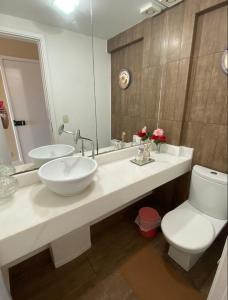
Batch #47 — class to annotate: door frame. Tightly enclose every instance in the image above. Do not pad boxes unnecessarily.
[0,27,57,150]
[0,56,50,164]
[0,57,24,163]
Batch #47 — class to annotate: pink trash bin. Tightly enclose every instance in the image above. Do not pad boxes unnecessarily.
[135,207,161,238]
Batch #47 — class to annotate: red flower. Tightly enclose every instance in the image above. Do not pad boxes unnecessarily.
[151,134,167,143]
[137,131,147,138]
[151,135,159,140]
[159,135,166,142]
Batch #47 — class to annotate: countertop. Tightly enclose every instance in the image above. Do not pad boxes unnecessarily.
[0,145,193,266]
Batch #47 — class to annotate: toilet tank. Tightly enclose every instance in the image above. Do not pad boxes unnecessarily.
[189,165,227,220]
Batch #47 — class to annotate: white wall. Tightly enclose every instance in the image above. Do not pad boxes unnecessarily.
[93,38,111,148]
[207,239,227,300]
[0,13,111,149]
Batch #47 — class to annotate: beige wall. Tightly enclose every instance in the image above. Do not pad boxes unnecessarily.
[0,37,39,162]
[0,37,39,59]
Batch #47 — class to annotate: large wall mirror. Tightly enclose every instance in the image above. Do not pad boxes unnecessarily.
[0,0,97,174]
[91,0,165,154]
[0,0,168,174]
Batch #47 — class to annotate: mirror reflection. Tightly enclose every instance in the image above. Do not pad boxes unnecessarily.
[0,37,52,168]
[93,0,196,155]
[0,0,168,174]
[0,0,96,174]
[93,0,166,154]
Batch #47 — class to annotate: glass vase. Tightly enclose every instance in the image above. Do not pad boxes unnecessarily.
[0,176,18,199]
[155,143,161,153]
[0,164,16,177]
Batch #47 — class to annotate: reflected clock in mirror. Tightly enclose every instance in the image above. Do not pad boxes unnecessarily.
[118,69,131,90]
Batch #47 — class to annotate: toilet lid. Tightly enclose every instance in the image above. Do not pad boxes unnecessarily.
[161,208,215,253]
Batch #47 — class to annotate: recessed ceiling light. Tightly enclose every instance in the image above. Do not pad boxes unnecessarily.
[53,0,79,14]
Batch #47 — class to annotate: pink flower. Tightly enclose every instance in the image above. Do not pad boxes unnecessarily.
[153,128,164,137]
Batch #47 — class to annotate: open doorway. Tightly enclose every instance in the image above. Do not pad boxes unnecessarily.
[0,36,52,165]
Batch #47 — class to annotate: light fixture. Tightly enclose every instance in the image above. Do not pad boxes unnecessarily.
[221,49,228,75]
[53,0,79,14]
[140,2,164,17]
[157,0,184,8]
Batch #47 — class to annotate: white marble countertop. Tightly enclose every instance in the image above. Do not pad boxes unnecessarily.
[0,145,193,266]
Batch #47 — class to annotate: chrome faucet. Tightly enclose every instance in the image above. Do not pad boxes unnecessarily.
[58,124,95,159]
[58,124,74,136]
[75,129,95,159]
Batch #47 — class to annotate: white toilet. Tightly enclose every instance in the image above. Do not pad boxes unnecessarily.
[161,165,227,271]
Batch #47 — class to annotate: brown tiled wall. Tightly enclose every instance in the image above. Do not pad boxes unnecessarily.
[108,0,227,172]
[181,4,227,172]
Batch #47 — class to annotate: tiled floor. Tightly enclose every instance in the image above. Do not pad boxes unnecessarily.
[10,203,227,300]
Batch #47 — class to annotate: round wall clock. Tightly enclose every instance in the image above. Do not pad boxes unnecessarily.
[118,69,131,90]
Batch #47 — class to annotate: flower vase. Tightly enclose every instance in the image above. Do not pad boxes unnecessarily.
[155,143,161,153]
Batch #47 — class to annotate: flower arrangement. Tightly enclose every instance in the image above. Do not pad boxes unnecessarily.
[136,126,152,141]
[137,127,167,153]
[151,128,167,153]
[151,128,167,144]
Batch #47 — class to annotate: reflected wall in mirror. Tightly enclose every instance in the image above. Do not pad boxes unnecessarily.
[1,0,226,175]
[0,37,52,168]
[0,0,101,174]
[92,0,228,175]
[92,0,169,154]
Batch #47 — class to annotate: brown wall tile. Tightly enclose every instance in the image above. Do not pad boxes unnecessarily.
[194,6,228,57]
[180,0,201,59]
[140,65,162,120]
[111,40,143,140]
[199,0,227,11]
[181,5,228,172]
[162,3,185,63]
[158,120,182,145]
[109,1,227,173]
[143,14,166,68]
[160,61,180,121]
[212,125,228,172]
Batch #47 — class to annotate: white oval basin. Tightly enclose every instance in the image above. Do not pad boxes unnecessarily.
[38,156,97,196]
[28,144,75,167]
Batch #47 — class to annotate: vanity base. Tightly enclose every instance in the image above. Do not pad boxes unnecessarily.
[168,245,203,271]
[50,225,91,268]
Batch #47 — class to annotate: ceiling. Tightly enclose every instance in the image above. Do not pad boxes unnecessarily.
[0,0,155,39]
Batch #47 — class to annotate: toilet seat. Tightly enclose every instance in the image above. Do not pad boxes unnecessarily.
[161,208,215,254]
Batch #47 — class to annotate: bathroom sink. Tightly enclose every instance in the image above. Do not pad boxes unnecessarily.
[38,156,97,196]
[28,144,75,167]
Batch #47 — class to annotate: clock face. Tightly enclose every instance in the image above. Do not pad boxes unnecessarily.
[118,69,131,89]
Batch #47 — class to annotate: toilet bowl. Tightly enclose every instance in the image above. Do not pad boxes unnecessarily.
[161,165,227,271]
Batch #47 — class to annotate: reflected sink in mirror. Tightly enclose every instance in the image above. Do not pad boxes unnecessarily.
[28,144,75,168]
[38,156,97,196]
